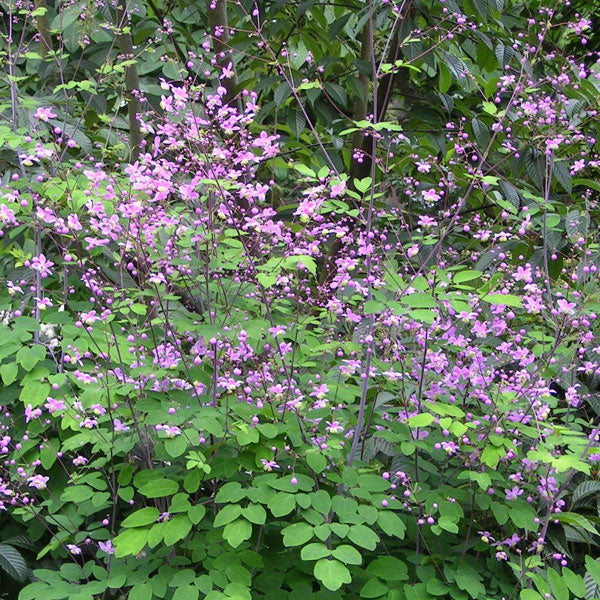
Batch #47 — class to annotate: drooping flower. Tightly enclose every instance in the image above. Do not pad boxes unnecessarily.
[27,474,49,490]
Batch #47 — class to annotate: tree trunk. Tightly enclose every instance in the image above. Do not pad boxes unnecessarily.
[116,0,143,162]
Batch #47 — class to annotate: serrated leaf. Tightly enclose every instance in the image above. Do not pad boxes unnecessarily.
[473,0,489,19]
[323,82,347,106]
[288,109,306,138]
[472,118,490,149]
[441,51,468,79]
[0,544,27,582]
[525,147,544,190]
[274,82,292,107]
[573,481,600,507]
[553,161,572,193]
[495,43,514,66]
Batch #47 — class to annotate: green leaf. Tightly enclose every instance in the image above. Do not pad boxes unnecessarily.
[162,515,192,546]
[366,556,408,581]
[454,563,485,599]
[323,82,347,106]
[401,294,436,309]
[437,516,459,533]
[357,475,390,493]
[307,452,327,473]
[0,363,18,386]
[0,544,27,582]
[573,178,600,193]
[441,50,468,78]
[562,568,585,597]
[332,544,362,565]
[113,528,148,558]
[222,518,252,548]
[282,522,314,546]
[407,413,434,428]
[482,293,522,307]
[377,511,406,539]
[585,569,600,600]
[314,558,351,591]
[165,436,187,458]
[267,493,295,517]
[60,485,93,503]
[454,270,482,284]
[585,556,600,584]
[495,43,514,66]
[130,303,147,315]
[556,513,598,535]
[301,542,330,561]
[242,504,266,525]
[172,585,199,600]
[40,439,59,470]
[354,178,372,193]
[18,583,50,600]
[348,525,379,550]
[128,583,152,600]
[214,504,242,528]
[188,504,206,525]
[438,62,451,94]
[122,507,159,528]
[274,82,292,107]
[138,479,178,498]
[257,423,278,438]
[553,161,572,193]
[215,482,247,503]
[360,578,388,598]
[548,568,569,600]
[572,481,600,506]
[520,591,543,600]
[288,109,306,138]
[16,345,45,371]
[50,5,80,31]
[283,254,317,276]
[311,490,331,514]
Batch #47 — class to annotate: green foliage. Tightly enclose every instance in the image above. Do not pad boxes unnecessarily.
[1,0,600,599]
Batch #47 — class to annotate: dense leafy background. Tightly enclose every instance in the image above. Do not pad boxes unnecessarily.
[1,0,600,599]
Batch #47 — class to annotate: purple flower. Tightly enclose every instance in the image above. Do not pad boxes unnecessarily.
[29,254,54,278]
[33,107,57,122]
[98,540,115,555]
[261,459,279,472]
[505,486,523,501]
[27,475,49,490]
